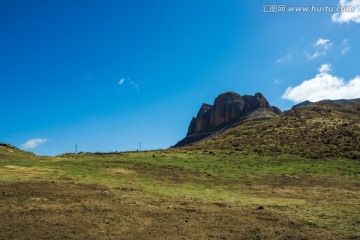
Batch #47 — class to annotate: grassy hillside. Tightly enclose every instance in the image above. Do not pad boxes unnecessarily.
[186,101,360,159]
[0,147,359,239]
[0,143,36,160]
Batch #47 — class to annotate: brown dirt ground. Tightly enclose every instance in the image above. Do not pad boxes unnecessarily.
[0,182,342,240]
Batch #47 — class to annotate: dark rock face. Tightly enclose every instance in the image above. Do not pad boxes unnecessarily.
[209,92,245,128]
[187,92,279,136]
[174,92,282,147]
[188,103,212,135]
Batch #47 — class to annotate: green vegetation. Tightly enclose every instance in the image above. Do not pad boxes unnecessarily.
[0,144,359,239]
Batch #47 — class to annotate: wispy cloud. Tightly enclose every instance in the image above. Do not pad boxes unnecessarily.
[118,78,139,92]
[276,53,292,64]
[306,38,333,60]
[332,0,360,23]
[341,48,350,54]
[119,78,125,85]
[20,138,48,150]
[282,64,360,103]
[341,38,350,54]
[306,50,322,60]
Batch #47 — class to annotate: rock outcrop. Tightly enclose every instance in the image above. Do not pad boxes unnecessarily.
[187,92,280,136]
[175,92,282,147]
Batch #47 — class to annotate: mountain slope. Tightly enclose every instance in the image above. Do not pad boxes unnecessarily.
[174,92,281,147]
[0,143,36,160]
[183,100,360,159]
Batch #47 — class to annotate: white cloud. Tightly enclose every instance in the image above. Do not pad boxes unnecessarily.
[332,0,360,23]
[306,38,333,60]
[276,53,292,63]
[20,138,48,150]
[119,78,125,85]
[315,38,330,46]
[282,64,360,103]
[314,38,332,50]
[318,63,332,73]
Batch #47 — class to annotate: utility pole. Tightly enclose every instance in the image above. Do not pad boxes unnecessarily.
[75,144,77,154]
[139,141,142,151]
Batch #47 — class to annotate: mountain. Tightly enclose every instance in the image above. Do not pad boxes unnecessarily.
[292,99,360,109]
[182,100,360,159]
[174,92,281,147]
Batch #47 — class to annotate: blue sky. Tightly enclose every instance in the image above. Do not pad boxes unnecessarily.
[1,0,360,155]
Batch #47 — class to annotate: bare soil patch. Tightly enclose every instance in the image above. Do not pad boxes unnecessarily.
[0,182,341,240]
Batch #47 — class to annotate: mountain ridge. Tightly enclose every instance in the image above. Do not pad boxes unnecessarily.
[292,99,360,109]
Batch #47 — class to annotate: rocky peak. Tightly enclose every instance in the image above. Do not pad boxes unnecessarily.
[175,91,282,147]
[187,92,279,136]
[254,92,271,108]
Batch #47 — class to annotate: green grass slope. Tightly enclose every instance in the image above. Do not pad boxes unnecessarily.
[186,101,360,159]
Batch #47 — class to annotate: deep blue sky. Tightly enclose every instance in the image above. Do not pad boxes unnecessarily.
[1,0,359,155]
